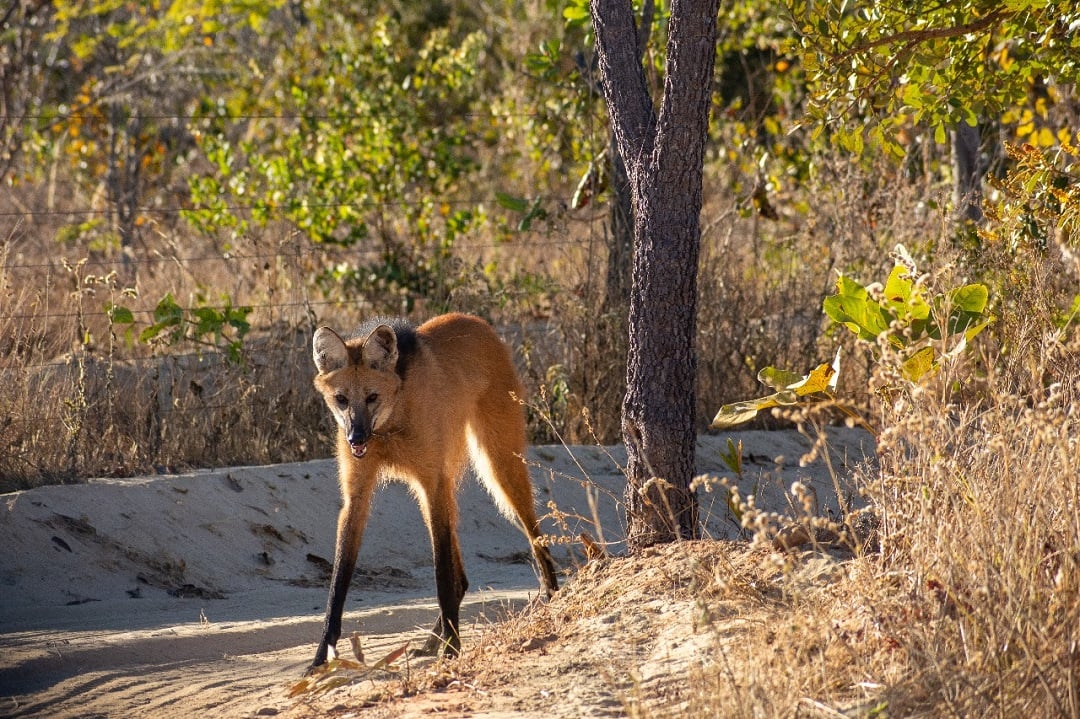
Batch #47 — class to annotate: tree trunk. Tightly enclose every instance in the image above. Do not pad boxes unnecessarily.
[591,0,719,550]
[952,121,983,223]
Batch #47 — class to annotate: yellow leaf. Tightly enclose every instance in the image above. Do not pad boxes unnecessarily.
[901,346,936,381]
[711,399,772,429]
[371,642,409,670]
[790,350,841,396]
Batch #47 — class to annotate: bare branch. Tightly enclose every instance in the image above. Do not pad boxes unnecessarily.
[835,8,1012,64]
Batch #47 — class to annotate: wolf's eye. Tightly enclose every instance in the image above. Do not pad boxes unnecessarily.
[334,394,348,408]
[365,393,378,405]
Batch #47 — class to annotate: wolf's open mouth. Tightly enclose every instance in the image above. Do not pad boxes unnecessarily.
[350,442,368,459]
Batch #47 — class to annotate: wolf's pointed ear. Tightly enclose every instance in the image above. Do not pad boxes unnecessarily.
[361,324,398,371]
[313,327,349,374]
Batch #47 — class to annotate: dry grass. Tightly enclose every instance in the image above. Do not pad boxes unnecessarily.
[0,221,337,490]
[675,383,1079,718]
[675,235,1080,717]
[297,244,1077,718]
[277,307,1077,718]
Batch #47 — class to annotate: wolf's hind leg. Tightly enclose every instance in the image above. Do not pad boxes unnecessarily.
[469,423,559,598]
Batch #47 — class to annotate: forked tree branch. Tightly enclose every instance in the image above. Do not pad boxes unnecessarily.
[591,0,658,181]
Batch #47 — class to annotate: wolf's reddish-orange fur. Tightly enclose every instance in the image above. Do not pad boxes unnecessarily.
[308,312,558,671]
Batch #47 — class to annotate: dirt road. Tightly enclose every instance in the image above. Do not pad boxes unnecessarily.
[0,429,874,718]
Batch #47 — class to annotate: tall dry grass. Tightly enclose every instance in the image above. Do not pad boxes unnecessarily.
[0,217,338,490]
[684,376,1078,717]
[676,235,1080,717]
[0,145,1057,501]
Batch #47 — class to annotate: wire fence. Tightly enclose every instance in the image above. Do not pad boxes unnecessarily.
[0,235,586,272]
[0,198,589,410]
[0,111,552,122]
[0,197,526,219]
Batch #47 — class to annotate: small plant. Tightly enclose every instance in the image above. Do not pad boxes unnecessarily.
[712,247,994,429]
[822,246,993,381]
[107,292,252,363]
[711,351,840,429]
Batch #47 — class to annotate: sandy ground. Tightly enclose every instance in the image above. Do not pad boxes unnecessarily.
[0,428,874,718]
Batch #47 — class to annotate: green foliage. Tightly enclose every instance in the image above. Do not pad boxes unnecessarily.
[791,0,1080,155]
[711,0,812,215]
[31,0,288,208]
[108,293,252,363]
[712,248,995,429]
[718,437,744,477]
[49,0,286,58]
[185,9,489,305]
[562,0,591,28]
[823,252,993,380]
[983,139,1080,255]
[187,13,486,245]
[495,192,549,231]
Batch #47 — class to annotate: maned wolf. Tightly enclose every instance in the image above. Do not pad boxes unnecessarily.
[309,312,559,671]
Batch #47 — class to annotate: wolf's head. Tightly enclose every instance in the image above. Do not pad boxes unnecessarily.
[312,324,404,459]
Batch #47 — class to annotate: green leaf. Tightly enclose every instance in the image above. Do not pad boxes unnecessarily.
[562,0,590,25]
[757,366,804,390]
[508,197,547,232]
[949,283,989,313]
[191,306,222,336]
[152,293,183,326]
[106,304,135,324]
[901,83,923,109]
[495,191,530,213]
[949,313,993,342]
[823,292,890,341]
[719,437,743,476]
[711,397,779,429]
[883,265,930,321]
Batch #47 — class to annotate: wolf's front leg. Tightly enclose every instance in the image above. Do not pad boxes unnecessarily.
[308,483,374,674]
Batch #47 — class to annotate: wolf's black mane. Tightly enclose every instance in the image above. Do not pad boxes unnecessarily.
[353,316,419,376]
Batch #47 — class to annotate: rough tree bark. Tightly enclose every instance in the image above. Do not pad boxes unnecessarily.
[591,0,719,550]
[600,0,653,319]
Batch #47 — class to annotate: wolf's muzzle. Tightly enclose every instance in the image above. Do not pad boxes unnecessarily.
[346,417,371,459]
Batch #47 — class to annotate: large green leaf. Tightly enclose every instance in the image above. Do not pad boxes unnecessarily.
[823,276,891,341]
[882,265,931,321]
[949,284,989,313]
